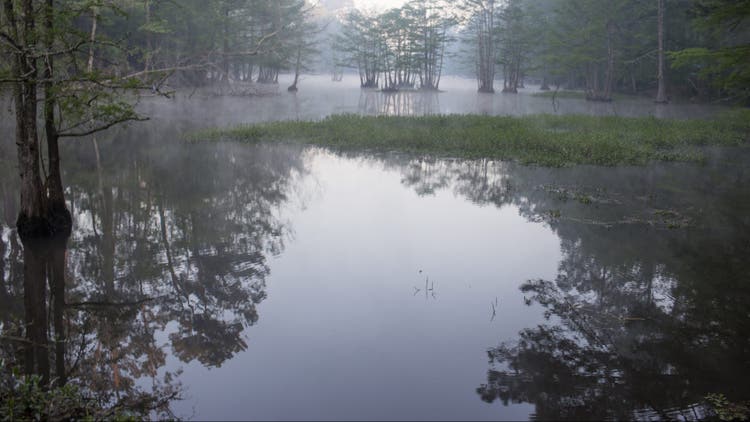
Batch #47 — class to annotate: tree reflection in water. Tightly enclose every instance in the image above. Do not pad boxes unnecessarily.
[2,131,748,418]
[0,124,307,416]
[389,152,750,420]
[358,90,441,116]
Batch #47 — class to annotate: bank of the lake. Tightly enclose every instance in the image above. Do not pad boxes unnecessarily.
[196,111,750,166]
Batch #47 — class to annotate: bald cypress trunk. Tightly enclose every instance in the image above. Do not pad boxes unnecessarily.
[7,0,48,238]
[3,0,72,388]
[44,0,71,237]
[288,45,302,92]
[603,21,615,101]
[49,238,67,386]
[655,0,668,103]
[23,241,50,385]
[476,0,496,93]
[0,235,6,302]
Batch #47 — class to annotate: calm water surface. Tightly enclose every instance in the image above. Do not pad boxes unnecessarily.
[0,77,748,420]
[132,74,726,125]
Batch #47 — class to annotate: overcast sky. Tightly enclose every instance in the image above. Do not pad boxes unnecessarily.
[352,0,407,12]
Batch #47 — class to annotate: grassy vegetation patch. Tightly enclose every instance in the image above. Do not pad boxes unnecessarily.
[193,110,750,166]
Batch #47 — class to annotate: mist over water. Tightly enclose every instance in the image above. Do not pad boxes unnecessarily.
[2,0,749,416]
[135,75,724,129]
[1,77,748,420]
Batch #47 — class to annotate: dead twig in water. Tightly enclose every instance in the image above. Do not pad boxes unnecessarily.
[490,297,499,322]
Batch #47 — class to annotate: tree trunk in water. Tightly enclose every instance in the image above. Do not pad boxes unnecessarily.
[0,235,6,302]
[655,0,668,103]
[502,57,520,93]
[2,182,18,227]
[3,1,74,388]
[145,0,151,72]
[221,3,230,84]
[288,45,302,92]
[87,7,98,72]
[503,64,510,92]
[603,22,615,101]
[435,34,446,90]
[11,0,47,238]
[477,0,495,93]
[23,241,50,385]
[101,186,115,295]
[44,0,71,236]
[540,73,550,91]
[49,238,67,386]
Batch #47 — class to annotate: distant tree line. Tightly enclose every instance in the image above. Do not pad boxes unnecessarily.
[458,0,750,102]
[334,0,748,102]
[91,0,318,88]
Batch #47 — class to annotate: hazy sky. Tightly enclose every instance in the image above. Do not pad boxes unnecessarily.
[353,0,407,11]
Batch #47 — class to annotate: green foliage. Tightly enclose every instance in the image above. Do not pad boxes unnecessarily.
[56,89,142,138]
[472,0,747,101]
[705,393,750,421]
[0,360,178,420]
[669,0,750,102]
[138,19,172,35]
[195,110,750,167]
[670,46,750,102]
[0,364,109,421]
[691,0,750,32]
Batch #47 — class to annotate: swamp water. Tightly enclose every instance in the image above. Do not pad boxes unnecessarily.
[0,76,748,420]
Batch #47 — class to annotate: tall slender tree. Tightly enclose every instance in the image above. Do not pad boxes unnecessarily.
[655,0,668,103]
[461,0,498,93]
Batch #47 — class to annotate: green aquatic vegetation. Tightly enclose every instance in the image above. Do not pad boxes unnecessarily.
[705,393,750,421]
[0,362,174,420]
[652,208,692,229]
[194,110,750,166]
[0,367,101,421]
[576,194,593,205]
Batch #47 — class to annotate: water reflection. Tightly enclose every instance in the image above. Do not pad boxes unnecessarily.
[0,123,307,415]
[1,81,747,418]
[476,219,750,421]
[357,89,442,116]
[379,151,750,420]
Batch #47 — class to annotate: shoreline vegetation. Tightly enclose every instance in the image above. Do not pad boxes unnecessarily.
[194,111,750,166]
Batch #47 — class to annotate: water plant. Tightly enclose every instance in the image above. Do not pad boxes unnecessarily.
[194,110,750,166]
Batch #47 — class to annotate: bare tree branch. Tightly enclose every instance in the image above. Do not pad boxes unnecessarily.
[58,116,149,138]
